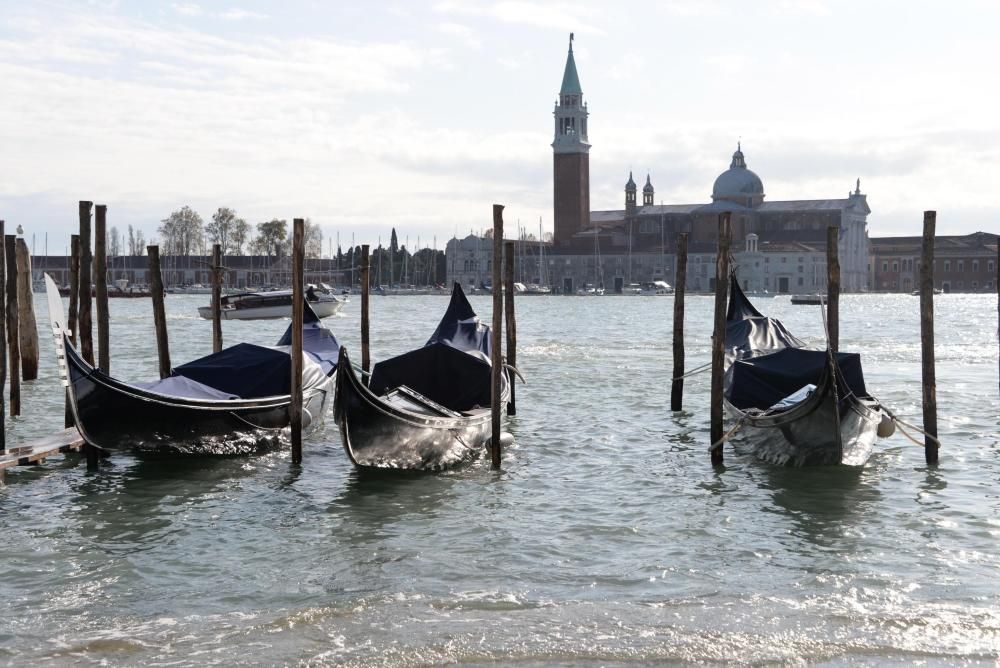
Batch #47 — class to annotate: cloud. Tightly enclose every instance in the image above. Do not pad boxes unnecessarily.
[171,2,203,17]
[433,1,606,35]
[219,8,268,21]
[438,22,481,48]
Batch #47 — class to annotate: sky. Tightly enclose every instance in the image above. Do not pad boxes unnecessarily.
[1,0,997,255]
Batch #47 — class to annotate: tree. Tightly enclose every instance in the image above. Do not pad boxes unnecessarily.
[232,219,250,255]
[207,207,244,255]
[255,218,287,257]
[389,227,399,285]
[303,219,323,259]
[159,206,204,255]
[127,225,146,256]
[108,226,121,257]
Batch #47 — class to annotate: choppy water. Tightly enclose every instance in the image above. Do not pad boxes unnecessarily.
[1,292,999,665]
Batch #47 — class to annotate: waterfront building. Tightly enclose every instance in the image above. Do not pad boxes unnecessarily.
[869,232,998,293]
[548,35,873,294]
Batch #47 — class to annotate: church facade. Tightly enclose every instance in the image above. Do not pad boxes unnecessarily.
[549,35,872,294]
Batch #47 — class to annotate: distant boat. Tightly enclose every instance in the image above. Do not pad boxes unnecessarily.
[639,280,673,296]
[790,294,825,305]
[911,288,943,296]
[197,287,345,320]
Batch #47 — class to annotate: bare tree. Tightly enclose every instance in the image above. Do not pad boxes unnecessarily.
[304,219,323,259]
[159,206,204,255]
[255,219,287,257]
[232,218,251,255]
[108,226,121,257]
[207,207,245,255]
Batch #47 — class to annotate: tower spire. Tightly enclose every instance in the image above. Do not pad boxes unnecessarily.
[560,33,582,96]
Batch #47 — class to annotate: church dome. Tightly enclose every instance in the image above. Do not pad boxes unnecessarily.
[643,174,654,194]
[712,144,764,203]
[625,171,636,191]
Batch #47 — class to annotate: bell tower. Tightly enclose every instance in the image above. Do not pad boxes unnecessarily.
[552,33,590,246]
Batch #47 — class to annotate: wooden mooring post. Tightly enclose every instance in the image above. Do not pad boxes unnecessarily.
[78,201,94,366]
[826,226,840,352]
[15,238,39,381]
[919,211,939,464]
[290,219,304,464]
[0,221,5,454]
[710,213,731,466]
[671,232,688,411]
[360,244,370,374]
[211,243,222,353]
[490,204,504,468]
[5,235,20,418]
[503,240,517,416]
[94,205,110,374]
[147,245,171,379]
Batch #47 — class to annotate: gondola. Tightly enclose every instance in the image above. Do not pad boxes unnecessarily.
[334,283,510,470]
[722,274,892,466]
[45,274,340,454]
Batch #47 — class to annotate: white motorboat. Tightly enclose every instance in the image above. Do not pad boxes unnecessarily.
[639,280,673,295]
[197,288,346,320]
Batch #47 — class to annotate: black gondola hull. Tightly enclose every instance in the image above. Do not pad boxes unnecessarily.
[65,339,332,454]
[723,274,886,467]
[334,347,508,471]
[725,371,882,466]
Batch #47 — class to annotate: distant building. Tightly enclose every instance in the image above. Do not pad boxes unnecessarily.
[549,35,872,294]
[870,232,998,293]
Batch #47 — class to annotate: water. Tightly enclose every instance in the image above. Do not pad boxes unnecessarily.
[2,292,999,665]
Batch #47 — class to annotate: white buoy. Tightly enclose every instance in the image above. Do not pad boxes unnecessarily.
[877,412,896,438]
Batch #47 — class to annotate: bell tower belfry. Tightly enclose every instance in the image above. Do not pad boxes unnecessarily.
[552,33,590,246]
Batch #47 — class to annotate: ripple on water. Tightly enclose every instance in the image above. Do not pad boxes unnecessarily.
[2,293,999,664]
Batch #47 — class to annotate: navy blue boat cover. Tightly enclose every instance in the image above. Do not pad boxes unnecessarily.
[426,283,492,356]
[369,342,492,412]
[727,347,869,410]
[173,343,294,399]
[277,300,341,374]
[369,283,494,412]
[725,274,805,361]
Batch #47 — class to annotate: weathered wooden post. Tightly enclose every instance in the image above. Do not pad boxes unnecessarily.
[290,219,305,464]
[360,244,370,374]
[0,221,5,453]
[5,235,20,417]
[920,211,939,464]
[826,226,840,353]
[78,201,94,366]
[211,243,222,353]
[710,213,732,466]
[68,235,80,348]
[15,238,39,380]
[671,232,688,411]
[503,239,517,416]
[147,245,171,379]
[997,241,999,396]
[490,204,504,468]
[94,204,110,373]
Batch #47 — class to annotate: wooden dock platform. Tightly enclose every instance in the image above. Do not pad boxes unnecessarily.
[0,428,86,483]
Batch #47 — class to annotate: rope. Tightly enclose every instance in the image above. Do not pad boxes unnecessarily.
[708,417,747,452]
[672,361,713,382]
[884,406,942,447]
[893,419,925,448]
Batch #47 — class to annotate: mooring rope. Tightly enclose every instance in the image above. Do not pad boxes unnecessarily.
[708,417,747,452]
[883,406,942,447]
[672,361,713,382]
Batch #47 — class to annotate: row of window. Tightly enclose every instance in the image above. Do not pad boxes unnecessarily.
[880,259,995,273]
